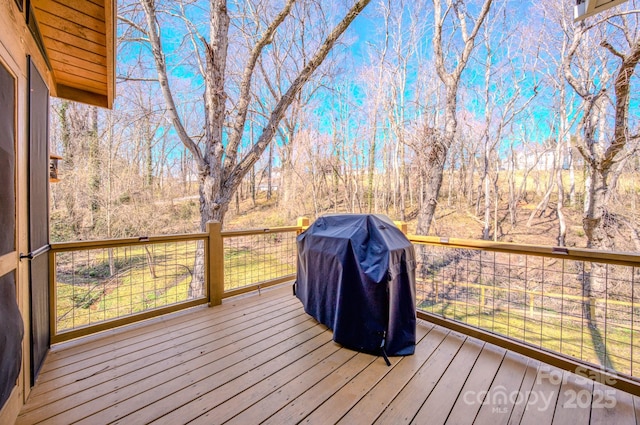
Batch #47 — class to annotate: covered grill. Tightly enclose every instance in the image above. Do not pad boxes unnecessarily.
[294,214,416,361]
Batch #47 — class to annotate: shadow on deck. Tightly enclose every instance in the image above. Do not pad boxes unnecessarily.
[17,285,640,424]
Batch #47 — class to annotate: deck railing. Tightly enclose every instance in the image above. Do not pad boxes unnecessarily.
[221,226,299,298]
[50,221,304,343]
[410,235,640,390]
[50,218,640,393]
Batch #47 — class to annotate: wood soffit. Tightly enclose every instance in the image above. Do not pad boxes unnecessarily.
[31,0,115,109]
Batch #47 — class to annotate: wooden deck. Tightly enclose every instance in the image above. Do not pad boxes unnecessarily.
[17,285,640,425]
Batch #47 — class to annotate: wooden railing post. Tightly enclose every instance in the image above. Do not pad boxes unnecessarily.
[207,221,224,306]
[297,217,310,235]
[394,221,408,234]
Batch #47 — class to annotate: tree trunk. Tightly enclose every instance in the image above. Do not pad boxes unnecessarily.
[416,0,493,235]
[583,168,612,252]
[198,173,230,230]
[267,142,273,200]
[493,165,499,241]
[145,126,153,188]
[367,128,376,213]
[481,146,491,239]
[89,107,100,216]
[416,143,447,235]
[416,85,456,235]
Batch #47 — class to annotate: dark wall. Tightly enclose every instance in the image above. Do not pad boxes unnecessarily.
[0,56,16,256]
[0,61,23,411]
[28,58,50,384]
[0,272,24,409]
[28,58,49,250]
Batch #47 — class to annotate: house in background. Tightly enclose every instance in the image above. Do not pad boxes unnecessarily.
[0,0,114,423]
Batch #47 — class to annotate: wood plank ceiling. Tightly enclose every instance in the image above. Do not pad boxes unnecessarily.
[31,0,115,109]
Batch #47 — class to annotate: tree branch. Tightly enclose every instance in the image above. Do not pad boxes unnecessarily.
[563,23,589,98]
[602,37,640,170]
[224,0,297,175]
[139,0,205,169]
[227,0,371,188]
[118,15,148,36]
[454,0,493,81]
[601,40,624,59]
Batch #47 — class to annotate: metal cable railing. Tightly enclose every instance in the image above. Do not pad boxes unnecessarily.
[410,235,640,381]
[50,224,304,342]
[221,227,298,296]
[50,234,209,341]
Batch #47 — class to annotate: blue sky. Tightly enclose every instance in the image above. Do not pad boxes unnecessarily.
[114,0,639,173]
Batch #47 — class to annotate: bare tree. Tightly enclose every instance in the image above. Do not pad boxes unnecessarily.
[476,13,538,240]
[128,0,371,232]
[561,4,640,369]
[415,0,493,235]
[564,13,640,256]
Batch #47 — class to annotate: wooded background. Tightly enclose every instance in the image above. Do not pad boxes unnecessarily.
[49,0,640,254]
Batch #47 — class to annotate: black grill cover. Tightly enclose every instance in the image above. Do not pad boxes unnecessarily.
[294,214,416,356]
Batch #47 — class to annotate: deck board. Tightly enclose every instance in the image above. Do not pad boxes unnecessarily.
[473,351,531,425]
[444,344,507,425]
[300,324,434,425]
[411,338,484,424]
[90,316,321,424]
[174,333,339,425]
[30,293,300,397]
[551,371,594,425]
[374,332,468,424]
[232,348,365,425]
[590,382,636,425]
[17,284,639,425]
[519,367,563,425]
[506,358,542,425]
[336,327,451,425]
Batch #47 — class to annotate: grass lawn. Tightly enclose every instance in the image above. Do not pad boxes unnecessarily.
[420,300,640,377]
[54,237,297,333]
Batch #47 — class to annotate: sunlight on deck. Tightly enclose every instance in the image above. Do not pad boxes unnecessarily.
[17,285,640,424]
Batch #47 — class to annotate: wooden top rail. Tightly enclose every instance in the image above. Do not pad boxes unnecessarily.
[50,233,209,252]
[221,226,302,237]
[408,234,640,267]
[49,225,304,253]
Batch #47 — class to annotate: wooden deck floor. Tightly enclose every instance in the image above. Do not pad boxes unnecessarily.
[17,285,640,425]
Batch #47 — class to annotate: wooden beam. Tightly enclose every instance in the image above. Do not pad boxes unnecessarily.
[31,0,115,109]
[50,232,208,252]
[55,84,107,108]
[51,298,210,344]
[48,59,106,85]
[105,0,114,108]
[0,252,16,277]
[41,37,107,65]
[48,53,107,76]
[55,72,107,91]
[408,234,640,267]
[207,221,224,306]
[38,22,107,55]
